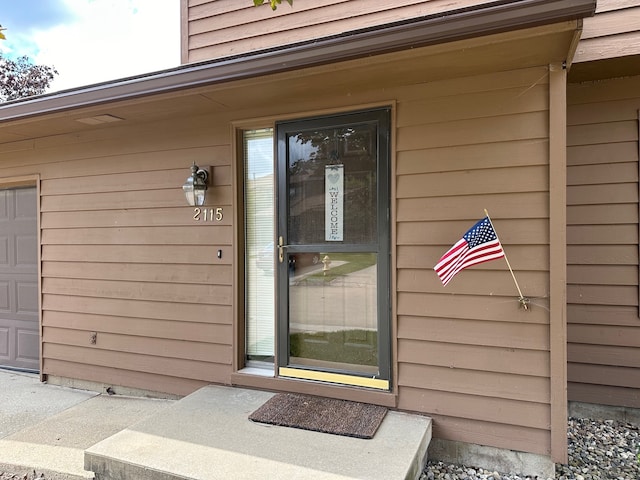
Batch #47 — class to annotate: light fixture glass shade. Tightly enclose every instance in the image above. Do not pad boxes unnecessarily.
[183,164,208,206]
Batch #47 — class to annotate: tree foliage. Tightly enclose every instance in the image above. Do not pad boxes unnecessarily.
[253,0,293,11]
[0,53,58,102]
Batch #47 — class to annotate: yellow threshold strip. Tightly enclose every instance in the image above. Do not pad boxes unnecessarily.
[279,367,389,390]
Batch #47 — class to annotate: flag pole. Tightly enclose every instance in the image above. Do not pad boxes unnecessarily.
[484,209,529,310]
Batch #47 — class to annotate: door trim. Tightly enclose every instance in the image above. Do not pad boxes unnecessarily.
[0,176,41,377]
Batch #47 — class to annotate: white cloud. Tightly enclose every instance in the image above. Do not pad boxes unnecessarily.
[30,0,180,92]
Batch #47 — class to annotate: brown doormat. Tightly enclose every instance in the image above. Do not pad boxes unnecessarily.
[248,393,387,439]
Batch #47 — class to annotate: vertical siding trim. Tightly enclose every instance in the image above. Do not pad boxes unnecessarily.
[637,108,640,319]
[549,63,568,464]
[232,124,244,371]
[36,177,43,380]
[390,102,399,395]
[181,0,189,65]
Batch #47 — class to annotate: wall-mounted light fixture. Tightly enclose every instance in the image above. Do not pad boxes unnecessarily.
[182,163,210,206]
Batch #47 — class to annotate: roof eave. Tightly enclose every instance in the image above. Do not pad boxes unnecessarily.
[0,0,596,123]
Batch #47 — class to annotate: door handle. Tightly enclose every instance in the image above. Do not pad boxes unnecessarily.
[277,236,289,263]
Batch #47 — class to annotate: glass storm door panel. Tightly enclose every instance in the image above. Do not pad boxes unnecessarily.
[276,109,391,390]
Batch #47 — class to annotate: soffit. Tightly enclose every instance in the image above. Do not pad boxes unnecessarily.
[0,20,580,144]
[569,54,640,83]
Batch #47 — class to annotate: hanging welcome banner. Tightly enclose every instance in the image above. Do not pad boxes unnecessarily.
[325,164,344,241]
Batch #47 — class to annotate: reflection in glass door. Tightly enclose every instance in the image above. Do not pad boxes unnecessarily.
[276,109,390,389]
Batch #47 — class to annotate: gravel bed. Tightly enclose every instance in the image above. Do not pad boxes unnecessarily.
[0,472,50,480]
[421,417,640,480]
[0,471,77,480]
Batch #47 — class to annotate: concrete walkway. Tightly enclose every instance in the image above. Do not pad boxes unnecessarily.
[0,370,172,479]
[0,370,432,480]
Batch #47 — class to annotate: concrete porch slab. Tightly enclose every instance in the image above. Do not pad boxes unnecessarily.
[85,385,432,480]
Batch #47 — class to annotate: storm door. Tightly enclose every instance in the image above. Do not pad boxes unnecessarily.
[276,109,391,390]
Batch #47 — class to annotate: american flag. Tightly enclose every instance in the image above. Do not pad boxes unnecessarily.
[434,217,505,286]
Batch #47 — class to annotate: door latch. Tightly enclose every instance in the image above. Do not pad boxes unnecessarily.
[278,236,288,263]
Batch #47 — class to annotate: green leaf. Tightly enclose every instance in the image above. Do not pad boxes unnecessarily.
[253,0,293,10]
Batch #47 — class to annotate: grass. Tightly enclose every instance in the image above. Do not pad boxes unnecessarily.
[299,253,376,284]
[290,329,378,366]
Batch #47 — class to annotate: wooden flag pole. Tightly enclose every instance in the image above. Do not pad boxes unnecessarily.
[484,209,529,310]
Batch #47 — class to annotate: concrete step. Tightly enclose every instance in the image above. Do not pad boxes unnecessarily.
[85,385,432,480]
[0,370,173,479]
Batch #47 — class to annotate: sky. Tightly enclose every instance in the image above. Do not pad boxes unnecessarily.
[0,0,181,93]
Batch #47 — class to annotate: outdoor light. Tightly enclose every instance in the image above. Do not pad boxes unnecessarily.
[183,163,209,206]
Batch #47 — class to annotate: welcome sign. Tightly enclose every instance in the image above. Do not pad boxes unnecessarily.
[325,165,344,241]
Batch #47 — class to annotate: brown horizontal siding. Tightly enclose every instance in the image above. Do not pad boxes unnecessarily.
[399,386,550,431]
[395,65,552,455]
[569,343,640,368]
[568,265,637,285]
[398,269,549,298]
[41,226,233,246]
[41,245,230,264]
[42,262,232,284]
[184,0,498,62]
[44,358,209,396]
[397,140,550,175]
[573,1,640,63]
[400,386,551,455]
[567,224,638,244]
[42,278,232,305]
[566,74,640,408]
[40,208,232,229]
[14,112,235,395]
[568,381,640,409]
[568,363,640,389]
[399,363,550,404]
[398,218,550,245]
[399,339,549,377]
[568,324,640,347]
[399,316,549,349]
[42,293,231,323]
[43,327,231,364]
[43,343,229,382]
[399,244,549,271]
[43,311,232,343]
[568,304,639,327]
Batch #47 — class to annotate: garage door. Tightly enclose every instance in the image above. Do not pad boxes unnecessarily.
[0,187,39,372]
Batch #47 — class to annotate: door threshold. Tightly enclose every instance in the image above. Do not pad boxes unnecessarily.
[238,366,274,377]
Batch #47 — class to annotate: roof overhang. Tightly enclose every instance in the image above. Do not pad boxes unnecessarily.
[0,0,595,124]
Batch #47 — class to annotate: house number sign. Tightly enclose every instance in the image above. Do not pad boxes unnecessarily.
[193,207,223,222]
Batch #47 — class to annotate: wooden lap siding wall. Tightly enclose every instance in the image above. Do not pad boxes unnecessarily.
[183,0,500,63]
[36,118,234,396]
[566,75,640,408]
[572,0,640,66]
[395,65,553,455]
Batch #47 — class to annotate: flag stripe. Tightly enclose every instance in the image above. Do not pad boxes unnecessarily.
[434,217,505,286]
[440,244,504,285]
